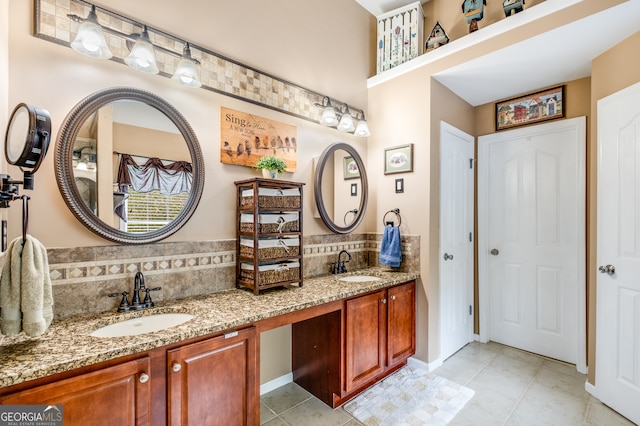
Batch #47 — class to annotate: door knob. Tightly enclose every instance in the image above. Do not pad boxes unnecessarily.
[490,248,499,256]
[598,265,615,275]
[444,253,453,261]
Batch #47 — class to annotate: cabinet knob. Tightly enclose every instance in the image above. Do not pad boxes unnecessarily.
[381,298,387,304]
[172,363,182,372]
[139,373,149,383]
[391,295,396,301]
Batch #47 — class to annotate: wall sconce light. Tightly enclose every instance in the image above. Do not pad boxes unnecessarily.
[315,97,370,137]
[316,97,339,127]
[67,2,201,87]
[73,146,97,172]
[354,111,371,137]
[337,105,355,133]
[172,43,201,88]
[69,5,112,60]
[124,25,159,74]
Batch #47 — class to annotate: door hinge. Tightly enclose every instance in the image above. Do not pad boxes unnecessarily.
[469,158,474,169]
[469,305,473,316]
[469,232,473,242]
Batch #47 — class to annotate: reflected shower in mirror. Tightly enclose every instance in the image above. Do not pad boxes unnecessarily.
[314,142,368,234]
[56,87,204,244]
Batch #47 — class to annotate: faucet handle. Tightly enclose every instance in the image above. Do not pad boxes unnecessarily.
[109,291,130,312]
[143,287,161,308]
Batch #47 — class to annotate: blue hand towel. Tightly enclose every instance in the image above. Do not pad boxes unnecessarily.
[379,225,402,267]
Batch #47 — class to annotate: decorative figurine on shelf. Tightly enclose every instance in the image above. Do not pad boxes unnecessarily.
[503,0,525,17]
[461,0,487,33]
[426,21,450,50]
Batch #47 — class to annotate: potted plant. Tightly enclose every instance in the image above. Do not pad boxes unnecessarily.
[256,155,287,179]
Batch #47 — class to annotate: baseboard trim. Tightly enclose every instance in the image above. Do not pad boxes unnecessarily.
[260,373,293,395]
[408,356,442,372]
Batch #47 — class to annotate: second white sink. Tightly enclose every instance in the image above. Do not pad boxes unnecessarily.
[338,275,382,283]
[90,313,194,338]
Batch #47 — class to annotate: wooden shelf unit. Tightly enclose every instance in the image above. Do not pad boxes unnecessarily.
[235,178,304,295]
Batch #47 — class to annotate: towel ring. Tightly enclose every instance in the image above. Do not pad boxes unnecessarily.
[382,208,401,227]
[344,209,358,226]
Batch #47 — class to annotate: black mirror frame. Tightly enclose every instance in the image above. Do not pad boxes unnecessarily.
[314,142,368,234]
[55,87,205,244]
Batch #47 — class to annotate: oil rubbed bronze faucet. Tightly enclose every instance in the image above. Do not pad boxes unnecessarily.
[332,250,352,274]
[108,272,161,312]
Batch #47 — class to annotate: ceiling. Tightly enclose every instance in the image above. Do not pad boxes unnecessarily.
[358,0,640,106]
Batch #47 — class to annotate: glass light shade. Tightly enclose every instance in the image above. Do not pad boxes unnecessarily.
[337,112,355,133]
[321,106,339,127]
[70,9,112,59]
[125,30,159,74]
[354,119,371,137]
[172,57,201,88]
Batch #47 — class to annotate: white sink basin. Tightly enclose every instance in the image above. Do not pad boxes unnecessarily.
[338,275,382,283]
[90,313,194,338]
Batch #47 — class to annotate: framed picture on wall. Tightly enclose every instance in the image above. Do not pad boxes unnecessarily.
[343,156,360,180]
[384,144,414,175]
[496,85,564,131]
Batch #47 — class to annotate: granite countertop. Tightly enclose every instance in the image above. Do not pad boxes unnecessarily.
[0,267,418,389]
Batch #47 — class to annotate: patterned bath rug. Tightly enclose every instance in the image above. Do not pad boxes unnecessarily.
[343,365,474,426]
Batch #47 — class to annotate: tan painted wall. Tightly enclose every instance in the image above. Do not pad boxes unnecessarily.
[367,0,629,366]
[588,31,640,385]
[4,0,372,247]
[423,0,547,42]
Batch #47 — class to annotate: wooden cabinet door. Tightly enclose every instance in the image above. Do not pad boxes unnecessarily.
[387,281,416,368]
[0,357,151,426]
[167,327,258,426]
[344,290,386,393]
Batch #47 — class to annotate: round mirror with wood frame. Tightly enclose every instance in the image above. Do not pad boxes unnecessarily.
[55,87,205,244]
[314,142,368,234]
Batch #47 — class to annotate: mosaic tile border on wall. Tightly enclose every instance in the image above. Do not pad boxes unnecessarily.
[34,0,356,124]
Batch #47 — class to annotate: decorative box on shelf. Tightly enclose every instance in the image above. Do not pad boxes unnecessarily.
[376,1,425,74]
[235,178,304,295]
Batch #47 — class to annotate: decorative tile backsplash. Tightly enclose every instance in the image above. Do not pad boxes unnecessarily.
[45,233,419,319]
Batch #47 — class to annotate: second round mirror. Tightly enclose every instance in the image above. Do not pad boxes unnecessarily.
[314,142,367,234]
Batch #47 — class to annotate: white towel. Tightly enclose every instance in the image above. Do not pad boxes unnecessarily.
[0,235,53,337]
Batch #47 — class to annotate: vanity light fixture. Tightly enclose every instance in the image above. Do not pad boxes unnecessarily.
[337,105,355,133]
[69,5,112,60]
[172,43,202,88]
[124,25,159,74]
[314,97,370,137]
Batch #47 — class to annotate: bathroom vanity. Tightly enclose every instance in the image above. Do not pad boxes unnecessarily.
[0,269,418,425]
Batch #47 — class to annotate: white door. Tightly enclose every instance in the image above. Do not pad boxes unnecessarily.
[478,117,586,367]
[440,121,474,361]
[595,82,640,424]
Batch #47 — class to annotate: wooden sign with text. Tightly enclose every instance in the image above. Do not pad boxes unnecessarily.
[220,107,297,172]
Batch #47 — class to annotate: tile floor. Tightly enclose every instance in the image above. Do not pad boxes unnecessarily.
[260,341,636,425]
